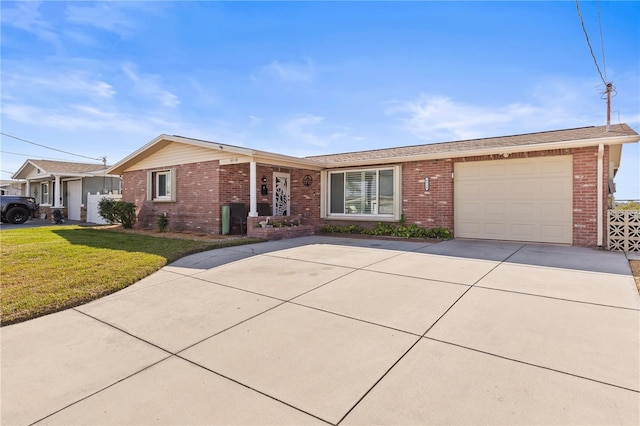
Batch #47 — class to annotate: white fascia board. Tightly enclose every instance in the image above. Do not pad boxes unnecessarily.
[252,150,325,170]
[320,134,640,169]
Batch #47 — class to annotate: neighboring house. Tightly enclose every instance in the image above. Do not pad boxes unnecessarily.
[0,180,23,195]
[12,159,121,221]
[107,124,640,247]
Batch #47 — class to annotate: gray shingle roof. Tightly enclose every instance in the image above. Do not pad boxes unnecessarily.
[29,159,108,174]
[306,124,638,164]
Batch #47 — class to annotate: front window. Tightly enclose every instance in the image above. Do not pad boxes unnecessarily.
[156,171,171,199]
[327,166,399,218]
[148,169,175,201]
[41,183,50,205]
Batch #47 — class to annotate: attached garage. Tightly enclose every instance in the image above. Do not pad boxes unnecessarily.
[454,156,573,244]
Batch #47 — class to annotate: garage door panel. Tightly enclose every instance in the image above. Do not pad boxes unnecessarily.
[509,161,537,176]
[540,158,573,175]
[486,182,507,197]
[511,223,536,238]
[454,156,572,244]
[457,221,482,235]
[541,203,569,219]
[511,181,540,198]
[541,224,569,239]
[511,203,536,218]
[485,203,506,215]
[485,223,507,235]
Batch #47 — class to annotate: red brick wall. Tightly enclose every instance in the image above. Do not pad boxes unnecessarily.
[122,162,322,234]
[290,169,321,223]
[572,146,609,247]
[123,161,221,234]
[316,147,609,247]
[121,147,609,246]
[402,159,454,229]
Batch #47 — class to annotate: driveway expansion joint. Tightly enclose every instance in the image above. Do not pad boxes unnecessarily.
[424,337,640,394]
[474,284,640,311]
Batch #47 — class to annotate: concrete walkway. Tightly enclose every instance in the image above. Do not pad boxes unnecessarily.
[2,237,639,425]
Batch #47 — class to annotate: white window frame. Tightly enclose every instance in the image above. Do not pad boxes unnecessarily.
[147,169,176,202]
[321,165,402,221]
[41,182,50,205]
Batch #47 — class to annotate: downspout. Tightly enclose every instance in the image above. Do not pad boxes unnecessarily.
[597,143,604,247]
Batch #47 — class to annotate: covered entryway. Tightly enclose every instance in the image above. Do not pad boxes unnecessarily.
[454,156,573,244]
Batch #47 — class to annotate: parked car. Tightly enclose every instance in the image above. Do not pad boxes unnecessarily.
[1,195,39,224]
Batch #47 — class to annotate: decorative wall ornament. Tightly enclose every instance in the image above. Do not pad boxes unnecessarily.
[303,175,313,187]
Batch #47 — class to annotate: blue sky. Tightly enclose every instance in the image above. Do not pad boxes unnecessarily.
[1,1,639,198]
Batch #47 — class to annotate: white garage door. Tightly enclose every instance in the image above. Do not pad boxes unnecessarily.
[454,156,572,244]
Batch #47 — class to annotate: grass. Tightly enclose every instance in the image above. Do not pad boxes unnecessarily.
[1,225,262,326]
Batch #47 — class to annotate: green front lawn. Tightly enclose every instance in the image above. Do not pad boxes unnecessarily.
[1,226,261,326]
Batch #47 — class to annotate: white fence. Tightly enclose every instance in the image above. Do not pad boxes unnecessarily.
[607,210,640,252]
[86,193,122,224]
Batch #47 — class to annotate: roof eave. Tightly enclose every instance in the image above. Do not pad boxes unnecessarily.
[320,134,640,168]
[12,160,41,180]
[106,134,257,175]
[251,150,325,170]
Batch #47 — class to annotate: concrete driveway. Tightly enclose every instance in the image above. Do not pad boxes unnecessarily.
[2,237,639,425]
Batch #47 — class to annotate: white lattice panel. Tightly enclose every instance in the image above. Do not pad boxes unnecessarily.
[608,210,640,252]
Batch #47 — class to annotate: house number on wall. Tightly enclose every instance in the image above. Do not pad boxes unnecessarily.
[303,175,313,187]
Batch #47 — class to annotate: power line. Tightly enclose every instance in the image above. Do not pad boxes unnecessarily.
[0,150,82,162]
[575,0,606,84]
[0,132,103,162]
[597,0,608,82]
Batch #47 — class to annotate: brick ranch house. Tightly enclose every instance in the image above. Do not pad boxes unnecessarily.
[106,124,639,247]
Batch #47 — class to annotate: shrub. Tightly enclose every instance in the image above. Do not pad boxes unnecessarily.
[157,214,169,232]
[98,198,137,229]
[319,222,451,240]
[616,201,640,211]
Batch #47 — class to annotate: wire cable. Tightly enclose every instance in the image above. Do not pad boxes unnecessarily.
[597,0,608,82]
[575,0,606,84]
[0,132,103,162]
[0,150,81,162]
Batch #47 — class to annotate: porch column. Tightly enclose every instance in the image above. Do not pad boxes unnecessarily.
[26,180,31,197]
[53,175,63,207]
[249,161,258,217]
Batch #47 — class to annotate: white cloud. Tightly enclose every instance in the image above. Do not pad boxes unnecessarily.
[261,60,315,83]
[64,3,138,37]
[122,63,180,108]
[0,1,59,45]
[2,68,116,99]
[281,114,349,147]
[249,115,263,126]
[386,80,611,142]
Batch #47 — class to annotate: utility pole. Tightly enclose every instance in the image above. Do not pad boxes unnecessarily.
[605,82,612,132]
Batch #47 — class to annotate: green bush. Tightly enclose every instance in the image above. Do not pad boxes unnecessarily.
[157,214,169,232]
[616,201,640,210]
[98,198,137,229]
[319,222,451,240]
